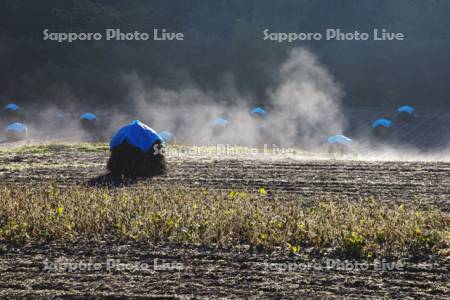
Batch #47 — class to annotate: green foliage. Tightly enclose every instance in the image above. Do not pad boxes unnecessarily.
[0,183,448,259]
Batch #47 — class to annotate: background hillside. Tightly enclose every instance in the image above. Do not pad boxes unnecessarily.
[1,0,450,108]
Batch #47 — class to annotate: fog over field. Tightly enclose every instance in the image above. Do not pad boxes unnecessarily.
[1,1,449,160]
[7,45,448,162]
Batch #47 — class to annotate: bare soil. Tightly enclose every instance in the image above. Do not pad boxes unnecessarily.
[0,145,449,299]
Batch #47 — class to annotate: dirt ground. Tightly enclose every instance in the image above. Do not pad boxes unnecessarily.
[0,241,448,299]
[0,144,448,209]
[0,144,449,298]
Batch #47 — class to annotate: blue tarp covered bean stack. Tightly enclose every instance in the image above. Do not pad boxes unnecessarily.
[397,105,415,122]
[250,107,267,119]
[372,118,392,129]
[110,120,161,153]
[398,105,414,114]
[210,118,229,128]
[107,120,166,176]
[372,118,393,137]
[3,103,22,121]
[80,113,97,130]
[4,103,20,112]
[80,113,97,121]
[5,122,28,140]
[327,135,353,145]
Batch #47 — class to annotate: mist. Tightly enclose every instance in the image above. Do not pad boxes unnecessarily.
[2,43,449,162]
[268,48,346,148]
[114,47,345,150]
[120,43,450,161]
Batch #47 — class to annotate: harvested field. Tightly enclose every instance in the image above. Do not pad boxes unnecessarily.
[0,143,449,209]
[1,241,448,299]
[0,143,449,299]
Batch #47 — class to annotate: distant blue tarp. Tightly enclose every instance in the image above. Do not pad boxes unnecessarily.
[110,120,161,152]
[210,118,229,127]
[4,103,20,111]
[6,122,27,133]
[158,131,174,143]
[250,107,267,118]
[398,105,414,114]
[80,113,97,121]
[327,135,353,145]
[372,118,392,128]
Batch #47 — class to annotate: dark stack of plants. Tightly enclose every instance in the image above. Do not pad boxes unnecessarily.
[107,140,166,177]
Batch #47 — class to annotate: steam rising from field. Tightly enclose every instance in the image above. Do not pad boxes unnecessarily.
[269,48,346,148]
[124,47,345,149]
[356,144,450,162]
[1,47,449,162]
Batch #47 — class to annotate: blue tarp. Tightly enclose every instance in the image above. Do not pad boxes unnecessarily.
[4,103,20,111]
[158,131,173,143]
[210,118,229,127]
[250,107,267,117]
[6,122,27,133]
[80,113,97,121]
[328,135,353,145]
[372,118,392,128]
[398,105,415,114]
[110,120,161,152]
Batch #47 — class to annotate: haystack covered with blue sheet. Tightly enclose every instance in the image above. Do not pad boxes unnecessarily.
[107,120,166,176]
[210,118,229,136]
[250,107,267,119]
[3,103,22,121]
[327,135,353,156]
[79,112,97,130]
[397,105,415,122]
[4,103,20,112]
[372,118,393,137]
[327,135,353,145]
[5,122,28,141]
[210,118,228,128]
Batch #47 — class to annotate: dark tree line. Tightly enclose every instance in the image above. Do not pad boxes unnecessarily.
[0,0,449,108]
